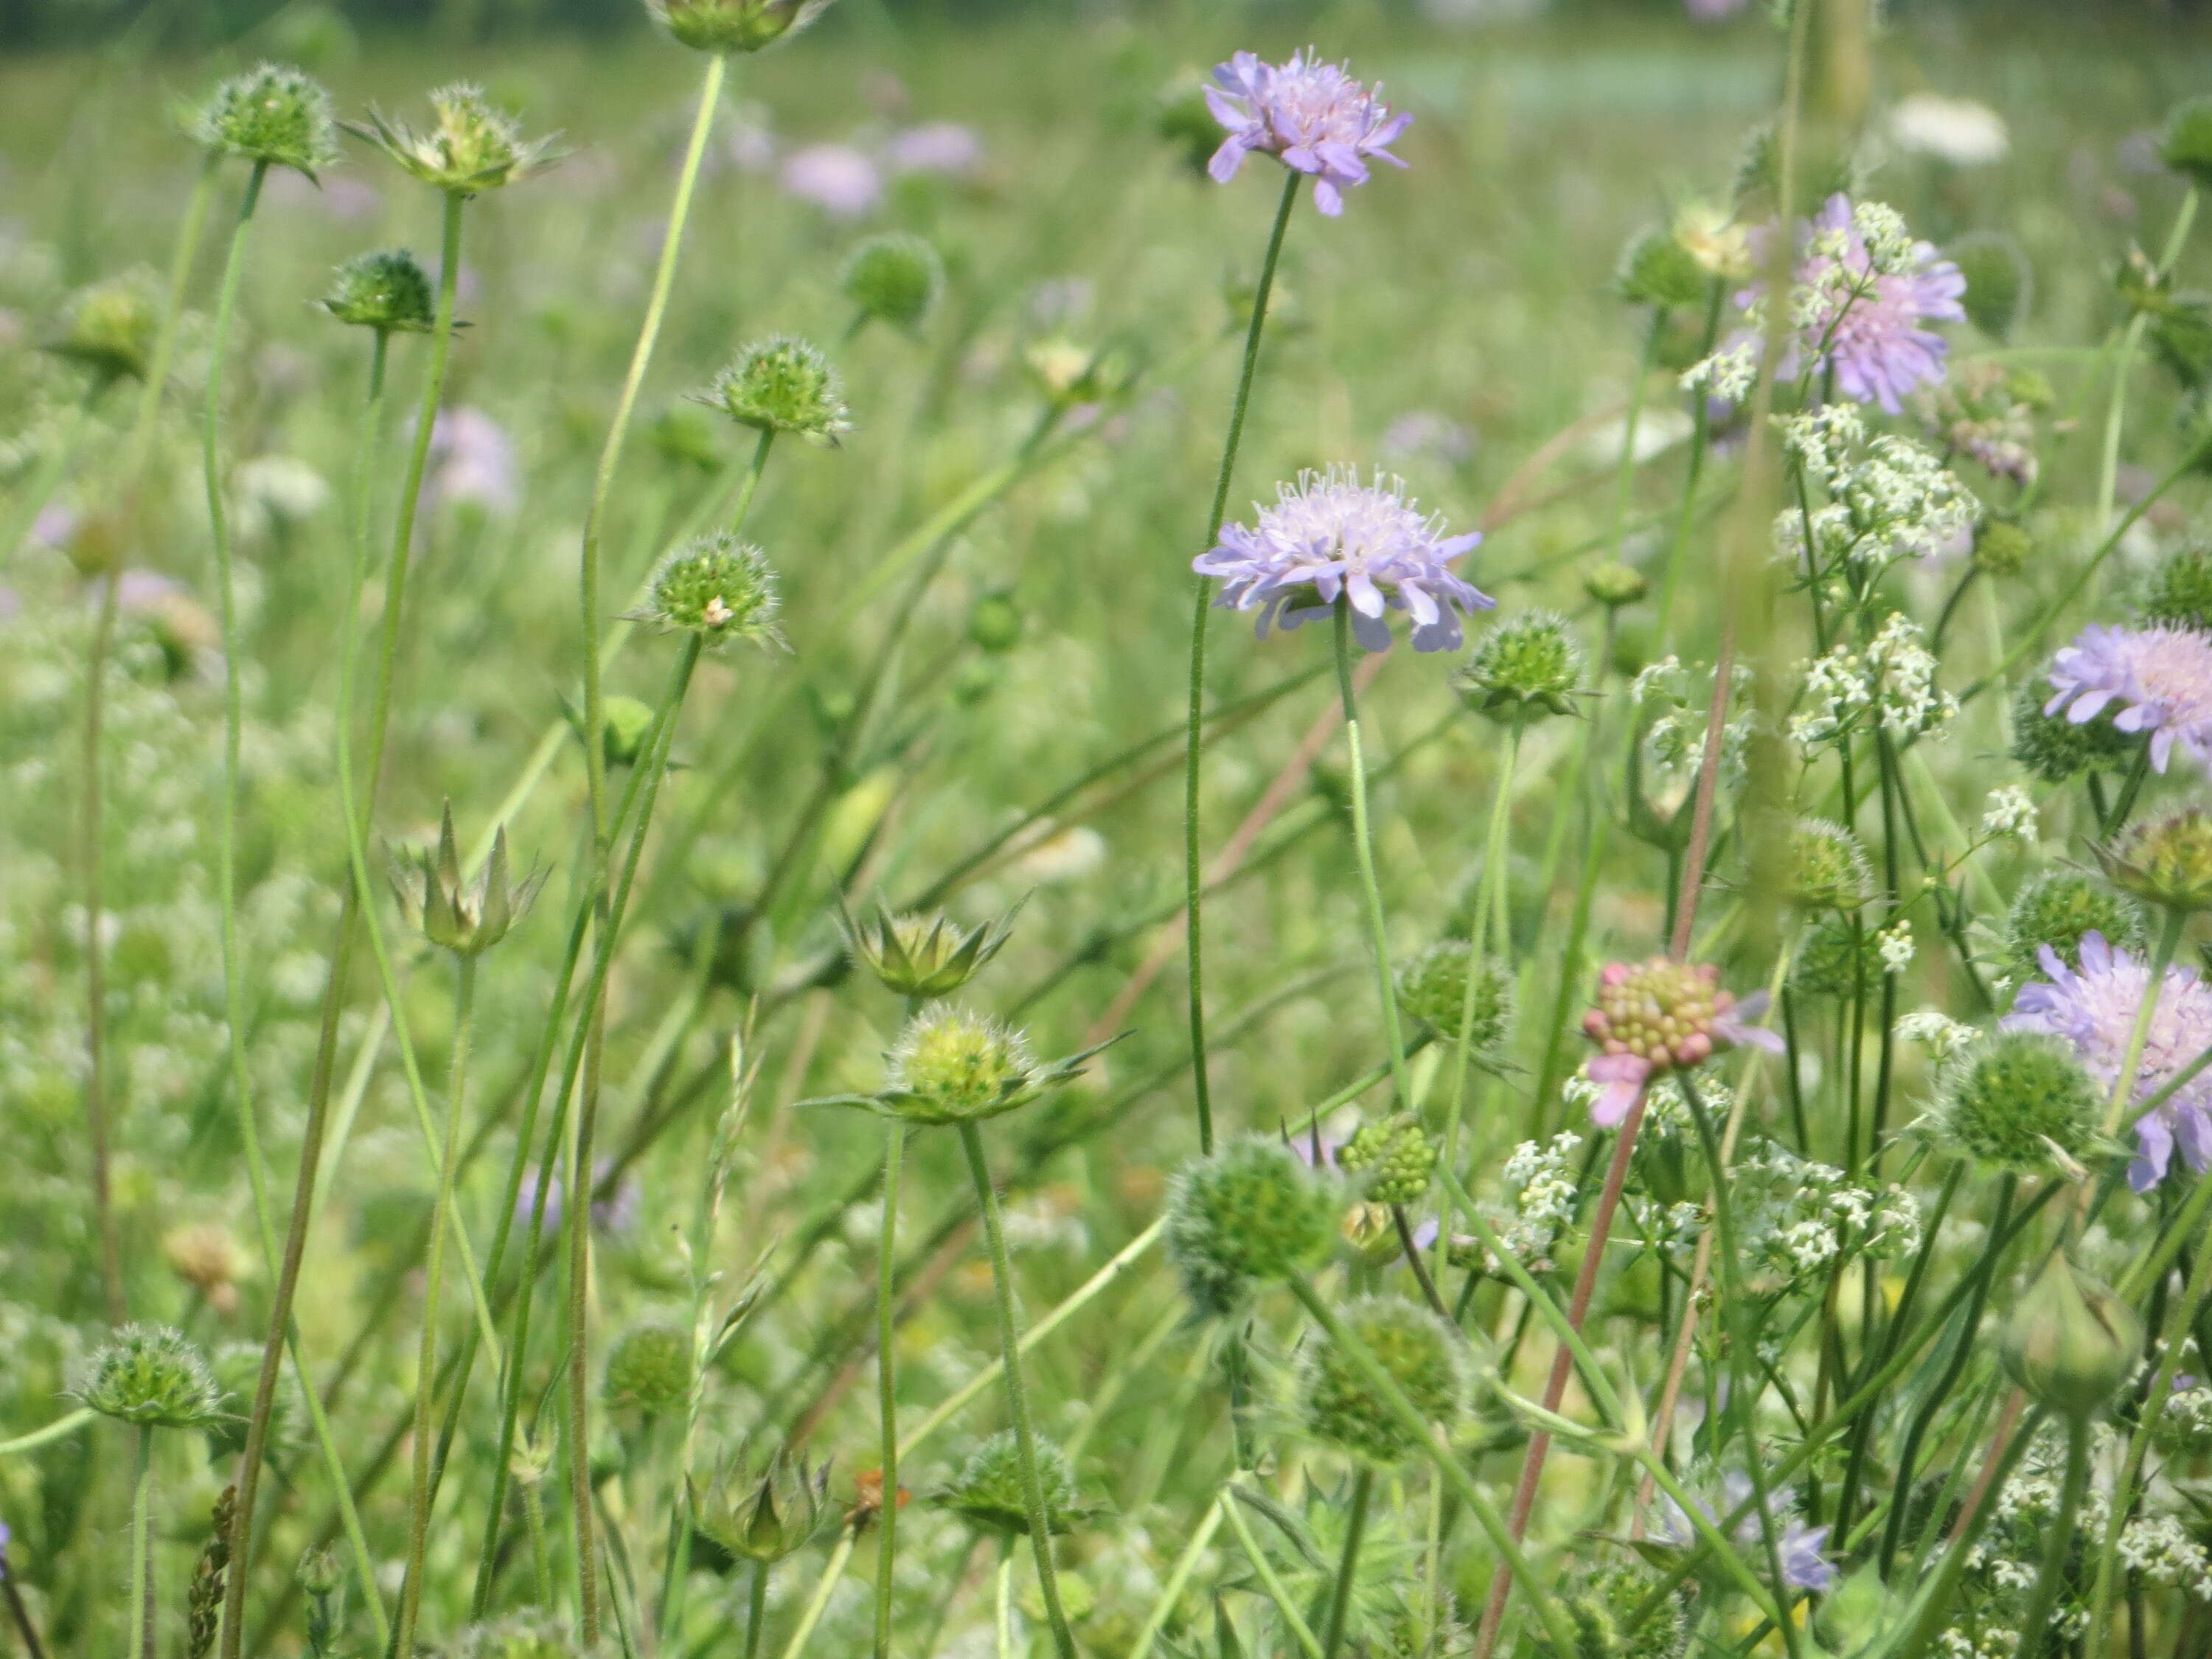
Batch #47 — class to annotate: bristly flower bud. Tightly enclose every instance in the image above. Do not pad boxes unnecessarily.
[933,1430,1088,1536]
[2003,1254,2140,1419]
[2098,807,2212,914]
[840,232,944,333]
[1998,871,2143,995]
[1336,1113,1437,1206]
[695,337,852,445]
[603,1321,693,1416]
[194,63,338,180]
[1972,519,2032,577]
[75,1324,225,1429]
[2010,675,2140,782]
[1933,1031,2099,1175]
[2161,95,2212,192]
[1456,611,1585,723]
[799,1006,1108,1127]
[319,248,434,333]
[46,270,163,386]
[650,0,835,55]
[1792,912,1879,1001]
[1166,1135,1338,1317]
[564,693,657,769]
[349,83,557,196]
[841,897,1019,1000]
[1395,942,1514,1062]
[391,803,544,956]
[295,1543,343,1597]
[1298,1294,1470,1465]
[1950,231,2034,343]
[1780,817,1874,911]
[1615,223,1711,310]
[643,533,783,648]
[1582,561,1649,610]
[2140,543,2212,634]
[688,1441,832,1562]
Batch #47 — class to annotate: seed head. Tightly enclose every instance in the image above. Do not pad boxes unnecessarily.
[840,232,944,332]
[195,63,338,178]
[1781,817,1874,911]
[1582,561,1649,610]
[1934,1031,2099,1174]
[1336,1113,1437,1206]
[1395,942,1514,1060]
[1615,222,1711,310]
[1792,913,1879,1001]
[695,337,851,445]
[319,248,435,334]
[1998,871,2143,995]
[2162,95,2212,192]
[933,1430,1087,1536]
[1457,611,1585,722]
[46,270,163,386]
[604,1321,693,1417]
[2010,675,2140,783]
[76,1324,225,1430]
[1298,1294,1469,1465]
[1950,230,2034,342]
[349,83,557,196]
[391,803,544,956]
[2098,807,2212,914]
[688,1441,832,1562]
[1972,519,2032,577]
[644,533,782,648]
[1166,1135,1338,1317]
[650,0,835,54]
[2002,1254,2140,1419]
[2141,543,2212,633]
[843,899,1018,1000]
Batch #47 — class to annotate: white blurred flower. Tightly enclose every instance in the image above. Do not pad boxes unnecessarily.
[1887,94,2011,168]
[1896,1007,1978,1058]
[1012,823,1105,885]
[1878,919,1916,975]
[1980,784,2037,841]
[781,144,883,218]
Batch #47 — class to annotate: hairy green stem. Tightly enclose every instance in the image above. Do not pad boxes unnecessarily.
[1320,1466,1373,1659]
[1332,599,1413,1112]
[129,1425,154,1659]
[873,1116,906,1659]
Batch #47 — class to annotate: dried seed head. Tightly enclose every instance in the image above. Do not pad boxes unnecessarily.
[1298,1294,1470,1465]
[1781,817,1874,911]
[2010,675,2141,782]
[1972,519,2032,577]
[883,1005,1035,1122]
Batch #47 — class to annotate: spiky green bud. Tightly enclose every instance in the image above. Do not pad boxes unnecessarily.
[1166,1135,1338,1318]
[604,1321,693,1416]
[1781,817,1874,911]
[391,803,544,956]
[76,1324,224,1430]
[349,83,556,196]
[2161,95,2212,192]
[1934,1032,2099,1174]
[1457,611,1585,723]
[1336,1114,1437,1207]
[47,270,163,386]
[840,232,944,332]
[2011,676,2141,782]
[650,0,835,54]
[2003,1255,2140,1419]
[319,248,435,333]
[1395,942,1514,1060]
[843,900,1018,999]
[695,337,852,445]
[688,1441,832,1562]
[933,1430,1086,1537]
[644,533,783,648]
[1298,1295,1469,1465]
[195,63,338,179]
[2140,543,2212,633]
[1998,872,2143,994]
[2099,807,2212,914]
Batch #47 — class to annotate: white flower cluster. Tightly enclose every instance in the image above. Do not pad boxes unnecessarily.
[2157,1374,2212,1455]
[1483,1131,1585,1274]
[1791,611,1960,749]
[1896,1006,1980,1059]
[1980,784,2037,841]
[1705,1139,1922,1287]
[2118,1514,2212,1601]
[1634,655,1759,803]
[1935,1626,2019,1659]
[1683,339,1759,403]
[1879,918,1916,974]
[1775,406,1980,580]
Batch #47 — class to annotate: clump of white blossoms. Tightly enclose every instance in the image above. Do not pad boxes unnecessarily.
[1775,403,1981,583]
[1981,784,2038,841]
[1878,917,1916,974]
[1792,612,1958,748]
[1476,1130,1583,1273]
[1632,655,1758,808]
[1672,1139,1920,1290]
[1897,1006,1980,1059]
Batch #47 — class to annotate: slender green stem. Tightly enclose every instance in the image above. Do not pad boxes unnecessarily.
[128,1425,153,1659]
[1126,1495,1227,1659]
[1185,167,1301,1155]
[2096,188,2198,536]
[1441,725,1520,1215]
[743,1559,770,1659]
[1219,1490,1326,1659]
[873,1116,906,1659]
[1331,599,1413,1112]
[1320,1467,1373,1659]
[775,1529,855,1659]
[1653,279,1728,649]
[2013,1413,2090,1659]
[956,1122,1077,1659]
[0,1408,93,1458]
[2105,907,2186,1138]
[394,953,477,1655]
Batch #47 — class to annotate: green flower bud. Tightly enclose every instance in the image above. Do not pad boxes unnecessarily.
[695,337,852,445]
[933,1430,1087,1537]
[1395,942,1514,1061]
[1972,520,2032,577]
[875,1006,1032,1124]
[1934,1032,2099,1175]
[205,1340,299,1461]
[296,1544,343,1597]
[1781,817,1874,911]
[604,1321,693,1416]
[1542,1565,1691,1659]
[843,900,1018,1000]
[2011,675,2141,783]
[391,803,544,956]
[1791,912,1878,1001]
[1582,561,1649,610]
[1998,871,2143,995]
[195,63,337,180]
[1456,611,1585,723]
[1615,223,1710,311]
[47,270,163,386]
[650,0,835,55]
[2098,807,2212,914]
[967,590,1023,654]
[2002,1255,2140,1419]
[320,248,435,334]
[644,532,783,648]
[2162,95,2212,193]
[1336,1114,1437,1207]
[1298,1294,1470,1465]
[1950,231,2033,343]
[75,1324,225,1430]
[1166,1135,1338,1318]
[688,1441,832,1562]
[588,695,658,768]
[349,83,556,197]
[840,233,944,333]
[2140,543,2212,633]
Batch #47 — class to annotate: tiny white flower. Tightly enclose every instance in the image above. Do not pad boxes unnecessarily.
[1980,783,2038,841]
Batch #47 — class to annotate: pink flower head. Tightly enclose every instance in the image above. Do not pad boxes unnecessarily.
[2045,622,2212,775]
[1205,49,1411,217]
[780,143,883,219]
[885,122,984,178]
[1579,957,1783,1125]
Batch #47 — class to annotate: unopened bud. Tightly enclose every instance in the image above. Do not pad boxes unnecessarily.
[2002,1255,2140,1419]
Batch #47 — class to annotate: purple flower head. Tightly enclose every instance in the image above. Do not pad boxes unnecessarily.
[1738,194,1965,414]
[1686,0,1753,17]
[885,122,984,178]
[2005,931,2212,1192]
[1658,1472,1833,1592]
[516,1160,642,1236]
[2045,623,2212,775]
[1205,49,1411,216]
[1195,468,1490,653]
[780,143,883,218]
[426,407,517,516]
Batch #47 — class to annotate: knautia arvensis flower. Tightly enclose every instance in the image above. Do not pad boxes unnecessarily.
[643,533,783,648]
[800,1005,1106,1127]
[1456,610,1585,722]
[2098,807,2212,914]
[2002,1254,2140,1419]
[391,803,544,957]
[46,269,163,386]
[694,336,852,445]
[1396,941,1514,1060]
[1297,1294,1469,1465]
[2045,622,2212,775]
[1932,1031,2101,1176]
[841,897,1020,1000]
[75,1324,225,1430]
[349,83,557,195]
[934,1430,1088,1536]
[1580,958,1783,1125]
[1166,1134,1338,1316]
[319,248,435,334]
[650,0,835,55]
[1204,49,1411,216]
[688,1441,832,1563]
[193,63,338,180]
[840,232,945,332]
[1779,816,1875,911]
[1196,468,1491,653]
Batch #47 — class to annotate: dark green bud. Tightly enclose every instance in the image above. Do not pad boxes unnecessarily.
[644,532,783,647]
[195,63,338,180]
[1166,1135,1338,1317]
[604,1321,693,1416]
[2140,543,2212,633]
[1298,1295,1470,1465]
[650,0,834,54]
[2011,675,2140,783]
[1541,1565,1691,1659]
[1457,611,1584,723]
[840,233,944,332]
[2003,1255,2139,1419]
[76,1324,225,1430]
[1972,520,2032,577]
[934,1430,1086,1536]
[1998,871,2143,995]
[1950,231,2033,343]
[695,337,851,445]
[296,1544,343,1597]
[1336,1113,1437,1207]
[319,248,435,333]
[1395,942,1514,1060]
[1934,1032,2099,1174]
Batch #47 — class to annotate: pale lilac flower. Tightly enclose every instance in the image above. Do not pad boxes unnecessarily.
[1379,411,1475,467]
[426,407,517,516]
[2044,623,2212,774]
[1659,1472,1834,1592]
[2006,931,2212,1192]
[1686,0,1753,16]
[516,1159,642,1235]
[1194,468,1490,653]
[885,122,984,177]
[780,143,883,218]
[29,503,77,549]
[1205,49,1411,217]
[1580,957,1783,1125]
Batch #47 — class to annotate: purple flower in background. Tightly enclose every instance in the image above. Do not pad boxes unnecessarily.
[2006,931,2212,1192]
[1195,468,1490,653]
[780,143,883,218]
[515,1160,642,1236]
[1379,411,1475,467]
[1660,1472,1834,1592]
[1204,49,1411,216]
[1686,0,1753,17]
[2045,623,2212,774]
[426,407,517,516]
[885,121,984,177]
[29,503,77,549]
